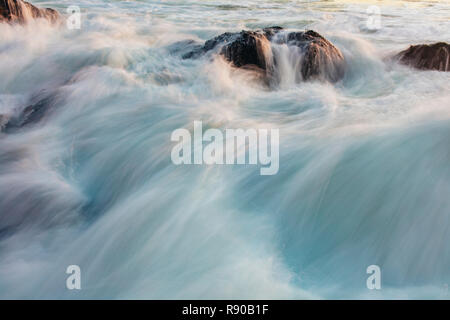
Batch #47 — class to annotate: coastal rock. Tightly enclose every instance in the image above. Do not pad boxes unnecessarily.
[167,39,203,57]
[279,30,346,82]
[1,91,61,132]
[0,114,8,132]
[0,0,59,24]
[218,30,272,70]
[182,27,282,68]
[395,42,450,72]
[183,27,345,82]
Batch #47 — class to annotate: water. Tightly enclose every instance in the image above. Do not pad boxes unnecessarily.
[0,0,449,299]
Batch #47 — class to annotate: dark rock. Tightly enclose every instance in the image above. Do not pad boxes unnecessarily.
[263,26,284,40]
[395,42,450,72]
[281,30,346,82]
[220,31,272,70]
[3,91,62,132]
[181,32,240,59]
[166,39,204,58]
[0,114,8,132]
[182,27,282,63]
[0,0,59,24]
[182,27,345,82]
[16,97,53,127]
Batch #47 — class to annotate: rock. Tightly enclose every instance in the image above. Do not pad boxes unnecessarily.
[167,39,205,60]
[279,30,346,82]
[182,27,281,65]
[0,0,59,24]
[182,27,345,83]
[218,31,271,70]
[0,114,8,132]
[2,91,62,132]
[394,42,450,72]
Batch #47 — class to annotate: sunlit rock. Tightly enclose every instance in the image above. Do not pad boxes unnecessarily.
[0,0,59,24]
[395,42,450,72]
[183,27,345,83]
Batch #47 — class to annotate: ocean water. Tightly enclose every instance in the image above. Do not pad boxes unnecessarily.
[0,0,449,299]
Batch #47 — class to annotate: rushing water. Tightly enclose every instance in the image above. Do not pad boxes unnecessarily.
[0,0,449,299]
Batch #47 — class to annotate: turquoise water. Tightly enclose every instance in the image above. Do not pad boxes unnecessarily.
[0,0,449,299]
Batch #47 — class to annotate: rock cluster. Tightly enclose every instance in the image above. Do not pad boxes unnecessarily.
[183,27,346,83]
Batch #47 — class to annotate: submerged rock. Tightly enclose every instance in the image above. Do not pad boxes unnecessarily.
[1,91,62,133]
[395,42,450,72]
[0,114,8,132]
[182,27,345,83]
[0,0,59,24]
[167,39,204,57]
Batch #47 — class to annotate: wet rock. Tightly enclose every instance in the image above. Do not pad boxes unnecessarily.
[0,114,8,132]
[279,30,346,82]
[0,0,60,24]
[182,27,281,65]
[167,39,204,58]
[182,27,345,82]
[394,42,450,72]
[2,91,62,132]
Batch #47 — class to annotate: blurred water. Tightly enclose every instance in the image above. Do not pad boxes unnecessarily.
[0,0,449,299]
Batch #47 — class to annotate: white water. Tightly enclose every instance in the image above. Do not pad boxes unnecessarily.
[0,0,449,299]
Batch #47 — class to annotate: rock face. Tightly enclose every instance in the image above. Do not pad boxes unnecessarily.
[0,0,59,24]
[395,42,450,72]
[183,27,345,83]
